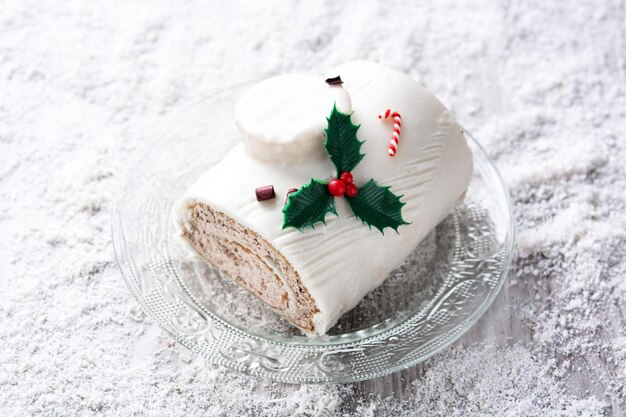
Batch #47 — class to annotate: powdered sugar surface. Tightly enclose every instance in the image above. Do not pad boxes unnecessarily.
[0,0,624,415]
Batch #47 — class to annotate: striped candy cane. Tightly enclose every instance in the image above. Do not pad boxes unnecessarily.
[378,109,402,156]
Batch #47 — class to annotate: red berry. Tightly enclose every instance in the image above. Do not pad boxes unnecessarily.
[339,171,354,185]
[327,179,345,197]
[345,182,358,198]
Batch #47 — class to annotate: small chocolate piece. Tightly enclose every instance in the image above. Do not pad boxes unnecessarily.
[255,185,276,201]
[284,188,298,205]
[325,75,343,86]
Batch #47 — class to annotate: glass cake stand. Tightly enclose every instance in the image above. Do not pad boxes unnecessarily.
[112,83,514,384]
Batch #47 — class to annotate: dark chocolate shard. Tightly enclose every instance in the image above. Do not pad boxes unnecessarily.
[325,75,343,86]
[255,185,276,201]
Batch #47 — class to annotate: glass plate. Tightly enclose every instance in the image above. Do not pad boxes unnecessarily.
[112,83,514,384]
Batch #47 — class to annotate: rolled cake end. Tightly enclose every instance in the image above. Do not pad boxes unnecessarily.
[180,202,320,334]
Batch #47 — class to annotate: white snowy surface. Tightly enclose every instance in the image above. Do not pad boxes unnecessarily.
[1,0,624,416]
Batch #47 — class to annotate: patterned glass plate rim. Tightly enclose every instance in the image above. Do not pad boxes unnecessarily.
[112,83,515,384]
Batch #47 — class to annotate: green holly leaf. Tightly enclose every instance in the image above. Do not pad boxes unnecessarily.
[324,104,365,175]
[282,179,337,231]
[346,180,410,234]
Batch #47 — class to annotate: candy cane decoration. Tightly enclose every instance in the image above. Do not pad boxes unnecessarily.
[378,109,402,156]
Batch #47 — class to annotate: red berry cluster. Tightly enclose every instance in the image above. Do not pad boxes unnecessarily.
[328,171,358,198]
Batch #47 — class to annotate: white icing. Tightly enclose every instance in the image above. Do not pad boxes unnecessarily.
[234,73,351,164]
[174,61,473,336]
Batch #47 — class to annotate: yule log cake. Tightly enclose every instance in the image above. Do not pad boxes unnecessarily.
[173,61,473,336]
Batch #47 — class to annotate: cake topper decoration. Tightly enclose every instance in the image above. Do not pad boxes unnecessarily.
[284,188,298,205]
[255,185,276,201]
[378,109,402,156]
[325,75,343,86]
[282,105,409,233]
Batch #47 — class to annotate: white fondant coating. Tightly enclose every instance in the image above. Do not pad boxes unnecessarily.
[174,61,473,336]
[234,73,351,164]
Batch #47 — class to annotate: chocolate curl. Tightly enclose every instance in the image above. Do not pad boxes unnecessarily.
[284,188,298,205]
[325,75,343,86]
[255,185,276,201]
